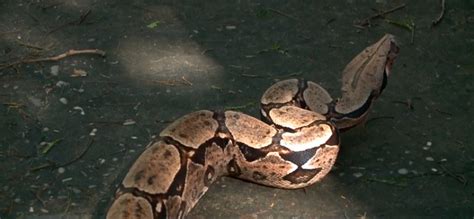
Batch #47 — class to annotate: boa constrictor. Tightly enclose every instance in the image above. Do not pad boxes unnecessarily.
[106,34,399,219]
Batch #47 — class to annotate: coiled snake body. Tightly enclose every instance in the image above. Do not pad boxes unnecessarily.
[107,34,399,218]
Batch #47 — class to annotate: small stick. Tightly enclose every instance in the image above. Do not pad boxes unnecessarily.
[29,138,94,171]
[16,41,46,50]
[432,0,446,27]
[57,138,94,167]
[267,8,300,21]
[392,99,414,110]
[201,48,213,55]
[224,102,255,110]
[440,164,467,185]
[155,79,180,86]
[48,9,91,34]
[0,49,106,70]
[366,177,407,187]
[240,73,263,78]
[31,189,46,207]
[30,162,55,172]
[78,9,91,25]
[434,108,453,116]
[90,121,123,126]
[181,76,193,86]
[0,30,20,36]
[41,2,65,10]
[23,49,105,62]
[357,4,406,26]
[366,116,395,126]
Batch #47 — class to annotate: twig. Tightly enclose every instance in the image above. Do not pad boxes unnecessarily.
[24,49,105,62]
[155,77,193,86]
[181,76,193,86]
[63,193,72,213]
[366,116,395,126]
[325,18,336,26]
[439,164,467,185]
[432,0,446,27]
[392,99,415,110]
[78,9,91,25]
[267,8,300,21]
[48,9,91,34]
[0,49,106,70]
[277,71,303,79]
[240,73,263,78]
[201,48,213,55]
[366,177,408,187]
[41,2,65,10]
[356,4,406,26]
[16,40,47,50]
[31,189,46,207]
[434,108,453,116]
[386,18,415,44]
[57,138,94,167]
[0,30,20,36]
[40,138,63,155]
[91,120,124,125]
[224,102,255,111]
[29,138,94,171]
[30,162,55,172]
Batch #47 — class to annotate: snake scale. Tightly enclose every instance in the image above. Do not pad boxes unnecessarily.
[106,34,399,219]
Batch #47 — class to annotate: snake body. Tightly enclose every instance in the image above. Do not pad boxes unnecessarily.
[106,34,399,219]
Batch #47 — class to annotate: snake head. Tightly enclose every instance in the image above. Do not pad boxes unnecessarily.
[331,34,400,130]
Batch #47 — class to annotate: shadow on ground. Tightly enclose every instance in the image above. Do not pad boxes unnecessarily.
[1,0,473,218]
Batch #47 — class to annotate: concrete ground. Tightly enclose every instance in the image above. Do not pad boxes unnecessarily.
[1,0,473,218]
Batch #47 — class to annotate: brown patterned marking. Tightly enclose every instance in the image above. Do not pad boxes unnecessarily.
[160,110,218,149]
[155,201,163,213]
[204,165,215,186]
[280,123,333,152]
[205,142,230,177]
[147,175,157,185]
[303,81,333,115]
[106,193,153,219]
[301,145,339,182]
[282,167,322,185]
[225,111,277,149]
[252,171,267,181]
[164,195,185,219]
[181,161,207,211]
[269,106,325,130]
[122,141,180,194]
[234,151,299,188]
[227,158,241,176]
[261,79,299,105]
[279,147,318,167]
[237,142,268,162]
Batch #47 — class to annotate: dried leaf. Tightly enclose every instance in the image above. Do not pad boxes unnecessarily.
[40,139,62,155]
[71,68,87,77]
[147,21,161,28]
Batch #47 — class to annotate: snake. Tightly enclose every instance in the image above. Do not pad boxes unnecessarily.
[106,34,399,219]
